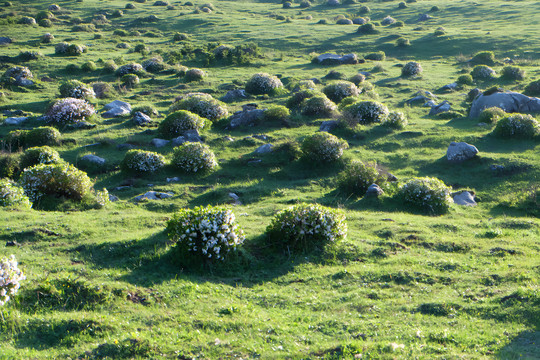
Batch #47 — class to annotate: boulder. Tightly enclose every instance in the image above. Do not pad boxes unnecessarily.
[172,129,202,146]
[406,90,437,105]
[17,79,34,86]
[132,111,153,126]
[102,100,131,118]
[319,120,339,132]
[424,100,437,107]
[327,0,340,5]
[221,89,247,103]
[80,154,106,166]
[439,82,458,92]
[315,53,359,65]
[429,100,451,116]
[66,121,96,130]
[352,18,367,25]
[229,108,265,128]
[446,141,479,162]
[228,192,242,205]
[337,19,353,25]
[3,116,27,125]
[133,191,173,202]
[254,143,273,154]
[150,138,170,148]
[453,191,476,206]
[108,194,119,202]
[466,88,482,102]
[418,14,432,21]
[0,37,12,46]
[365,184,384,197]
[48,4,61,11]
[469,91,540,118]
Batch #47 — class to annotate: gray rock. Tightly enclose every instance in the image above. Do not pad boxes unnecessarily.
[48,4,61,11]
[365,184,384,197]
[429,100,451,116]
[80,154,106,166]
[406,90,437,105]
[316,53,359,65]
[117,143,136,150]
[150,138,170,148]
[439,82,458,92]
[17,79,34,87]
[446,141,479,162]
[418,13,432,21]
[66,121,96,130]
[0,37,12,46]
[3,116,27,125]
[319,120,339,132]
[223,136,234,142]
[453,191,476,206]
[167,177,180,183]
[133,191,173,202]
[358,71,372,78]
[102,100,131,118]
[132,111,152,126]
[252,134,268,141]
[327,0,340,5]
[171,136,186,146]
[228,192,242,205]
[352,18,367,25]
[424,100,437,107]
[171,129,202,146]
[254,143,273,154]
[115,186,131,191]
[229,108,265,128]
[221,89,247,103]
[469,91,540,118]
[108,194,119,202]
[337,19,353,25]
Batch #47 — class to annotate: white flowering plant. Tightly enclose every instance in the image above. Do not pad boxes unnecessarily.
[167,206,245,262]
[471,65,496,80]
[245,72,284,95]
[170,92,228,122]
[172,143,218,173]
[0,255,26,306]
[20,163,94,202]
[159,110,205,139]
[301,94,338,117]
[116,63,143,77]
[142,57,166,73]
[399,177,452,214]
[266,203,347,252]
[401,61,423,77]
[322,81,360,103]
[494,113,540,139]
[341,100,389,126]
[45,97,96,125]
[185,68,206,82]
[20,146,62,171]
[0,179,32,208]
[59,80,95,100]
[301,132,348,163]
[381,110,408,129]
[337,160,387,196]
[121,150,166,174]
[95,188,110,208]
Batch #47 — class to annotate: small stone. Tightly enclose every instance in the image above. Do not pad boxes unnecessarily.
[447,141,479,162]
[228,192,242,205]
[439,82,458,92]
[108,194,119,202]
[247,159,262,164]
[319,120,339,132]
[3,116,27,125]
[115,186,131,191]
[223,136,234,142]
[365,184,384,197]
[453,191,476,206]
[133,191,173,202]
[429,100,452,116]
[167,177,180,183]
[150,138,170,148]
[254,143,273,154]
[184,129,202,142]
[80,154,106,166]
[253,134,268,141]
[132,111,152,126]
[387,173,398,182]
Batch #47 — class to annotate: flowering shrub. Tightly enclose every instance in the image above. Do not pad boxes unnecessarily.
[54,43,86,56]
[493,113,540,139]
[500,66,525,81]
[121,150,165,174]
[401,61,423,77]
[245,73,284,95]
[341,100,389,126]
[301,94,338,116]
[172,143,218,173]
[169,92,228,121]
[322,81,360,103]
[337,160,387,196]
[266,203,347,251]
[95,188,110,208]
[399,177,452,214]
[471,65,496,80]
[121,74,140,88]
[54,42,70,54]
[263,105,290,122]
[0,255,26,306]
[159,110,205,138]
[185,68,206,82]
[0,179,32,208]
[381,110,408,129]
[142,57,166,73]
[116,63,143,76]
[478,107,505,124]
[457,74,473,85]
[7,127,62,149]
[381,15,396,25]
[46,98,95,125]
[286,89,318,109]
[20,146,62,170]
[20,163,94,202]
[166,206,244,261]
[301,132,348,162]
[59,80,95,100]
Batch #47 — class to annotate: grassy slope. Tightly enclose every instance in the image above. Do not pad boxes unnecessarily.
[0,0,539,358]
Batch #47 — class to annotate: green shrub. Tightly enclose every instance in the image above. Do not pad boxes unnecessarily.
[493,114,540,139]
[478,107,505,124]
[337,160,387,196]
[299,0,311,8]
[103,60,118,73]
[392,20,404,28]
[36,10,53,21]
[471,51,495,65]
[169,93,228,121]
[471,65,496,80]
[121,74,140,88]
[46,98,95,125]
[399,177,452,214]
[38,18,53,27]
[358,5,370,14]
[185,68,206,82]
[396,37,410,47]
[301,132,348,162]
[322,81,359,103]
[142,57,166,73]
[116,63,143,76]
[81,61,97,72]
[0,153,21,179]
[457,74,473,85]
[0,179,31,208]
[500,66,525,81]
[381,110,407,129]
[401,61,423,77]
[357,23,377,34]
[167,205,244,262]
[287,89,318,109]
[41,33,54,43]
[121,150,165,174]
[159,110,205,139]
[173,32,189,41]
[301,94,337,117]
[20,127,62,147]
[20,146,62,170]
[131,105,159,117]
[72,23,95,32]
[92,82,115,99]
[59,80,95,100]
[364,51,385,61]
[172,142,218,173]
[524,79,540,96]
[341,100,389,126]
[263,105,290,122]
[245,73,284,95]
[349,74,366,86]
[20,163,94,202]
[266,203,347,252]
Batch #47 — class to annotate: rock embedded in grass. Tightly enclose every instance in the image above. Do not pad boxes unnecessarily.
[453,191,477,206]
[446,142,479,162]
[429,100,451,116]
[102,100,131,118]
[469,91,540,118]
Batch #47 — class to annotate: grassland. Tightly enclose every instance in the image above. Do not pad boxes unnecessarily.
[0,0,539,358]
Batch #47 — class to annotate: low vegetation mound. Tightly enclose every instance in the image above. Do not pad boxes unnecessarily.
[170,93,228,121]
[45,98,95,125]
[121,150,166,174]
[493,113,540,138]
[0,180,32,208]
[337,160,387,196]
[20,146,62,170]
[301,132,348,162]
[399,177,452,214]
[322,81,359,103]
[159,110,205,139]
[245,73,284,95]
[341,100,389,126]
[172,143,218,173]
[59,80,95,100]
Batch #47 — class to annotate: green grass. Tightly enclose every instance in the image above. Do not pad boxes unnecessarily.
[0,0,539,358]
